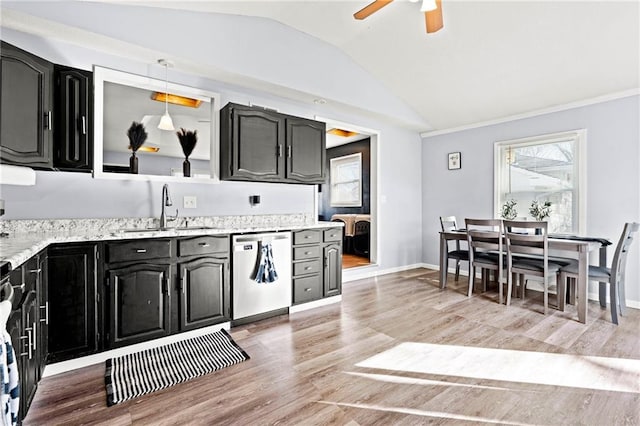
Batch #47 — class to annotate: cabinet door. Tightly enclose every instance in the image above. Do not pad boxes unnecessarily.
[47,245,97,362]
[178,257,229,331]
[37,255,48,379]
[54,66,92,171]
[0,41,53,167]
[323,243,342,297]
[223,104,285,181]
[21,291,39,416]
[107,263,171,348]
[286,117,326,183]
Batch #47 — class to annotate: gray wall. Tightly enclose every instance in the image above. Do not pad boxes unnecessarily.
[0,27,424,275]
[422,94,640,305]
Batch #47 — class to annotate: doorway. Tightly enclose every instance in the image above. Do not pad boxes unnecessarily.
[315,116,379,270]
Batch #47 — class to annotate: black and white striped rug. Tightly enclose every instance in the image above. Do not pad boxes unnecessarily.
[105,329,249,406]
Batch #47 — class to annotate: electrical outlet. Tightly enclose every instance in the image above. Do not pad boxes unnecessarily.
[183,196,197,209]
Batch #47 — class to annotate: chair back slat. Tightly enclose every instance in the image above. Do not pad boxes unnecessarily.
[610,222,640,284]
[503,220,549,261]
[465,219,503,264]
[440,216,458,232]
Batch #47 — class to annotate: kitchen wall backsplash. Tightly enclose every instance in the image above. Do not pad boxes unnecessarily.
[0,213,316,235]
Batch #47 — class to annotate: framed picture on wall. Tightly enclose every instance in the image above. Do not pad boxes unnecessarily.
[448,152,461,170]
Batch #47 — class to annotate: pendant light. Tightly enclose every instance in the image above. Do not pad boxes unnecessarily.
[157,59,174,131]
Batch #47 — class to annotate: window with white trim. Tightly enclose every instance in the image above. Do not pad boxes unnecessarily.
[494,130,586,234]
[330,153,362,207]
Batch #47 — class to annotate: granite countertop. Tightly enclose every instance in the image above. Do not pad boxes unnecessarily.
[0,215,342,269]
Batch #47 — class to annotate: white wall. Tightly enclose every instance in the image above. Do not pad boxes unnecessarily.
[421,95,640,306]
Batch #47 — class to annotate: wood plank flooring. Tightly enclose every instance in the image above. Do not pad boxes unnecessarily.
[342,253,371,269]
[24,268,640,425]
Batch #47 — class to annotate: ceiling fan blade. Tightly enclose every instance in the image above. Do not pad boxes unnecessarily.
[354,0,394,20]
[424,0,443,33]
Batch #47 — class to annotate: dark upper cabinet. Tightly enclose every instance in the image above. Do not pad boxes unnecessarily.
[0,41,53,168]
[286,117,326,183]
[53,66,93,171]
[47,244,97,363]
[106,263,172,348]
[220,103,326,184]
[220,103,285,182]
[178,257,229,331]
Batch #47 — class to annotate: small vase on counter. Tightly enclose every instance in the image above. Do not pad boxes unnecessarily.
[177,128,198,178]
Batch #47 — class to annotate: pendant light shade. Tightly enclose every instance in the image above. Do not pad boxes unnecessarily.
[157,59,174,131]
[420,0,437,12]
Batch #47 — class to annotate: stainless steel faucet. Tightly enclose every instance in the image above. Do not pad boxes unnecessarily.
[160,183,178,230]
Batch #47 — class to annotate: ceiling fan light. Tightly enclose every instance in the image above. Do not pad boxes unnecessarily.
[158,112,174,131]
[420,0,437,12]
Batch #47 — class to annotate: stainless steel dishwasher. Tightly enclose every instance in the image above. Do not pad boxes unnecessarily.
[232,232,292,321]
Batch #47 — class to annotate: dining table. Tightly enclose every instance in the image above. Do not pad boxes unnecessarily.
[439,230,610,324]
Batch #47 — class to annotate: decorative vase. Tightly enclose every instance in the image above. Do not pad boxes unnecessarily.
[183,158,191,177]
[129,152,138,174]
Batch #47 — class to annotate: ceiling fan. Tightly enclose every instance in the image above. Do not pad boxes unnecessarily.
[354,0,443,34]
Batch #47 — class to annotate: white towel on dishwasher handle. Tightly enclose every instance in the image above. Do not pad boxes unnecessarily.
[254,243,278,283]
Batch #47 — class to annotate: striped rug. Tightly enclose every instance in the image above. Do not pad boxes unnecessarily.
[105,329,249,406]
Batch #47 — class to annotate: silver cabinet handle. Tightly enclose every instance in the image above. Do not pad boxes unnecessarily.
[304,266,312,271]
[40,302,49,324]
[19,335,29,357]
[182,269,187,294]
[28,268,42,274]
[287,145,292,158]
[304,288,312,292]
[81,116,87,135]
[135,249,147,253]
[32,322,37,351]
[304,251,312,255]
[305,235,311,239]
[24,326,33,359]
[12,283,25,291]
[46,111,53,130]
[198,243,210,247]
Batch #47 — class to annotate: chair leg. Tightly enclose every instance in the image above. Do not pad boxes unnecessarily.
[543,276,548,315]
[619,272,627,316]
[454,260,460,281]
[610,279,619,325]
[505,271,512,306]
[557,274,565,312]
[467,265,475,297]
[519,274,526,299]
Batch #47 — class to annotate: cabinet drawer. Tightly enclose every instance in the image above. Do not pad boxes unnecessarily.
[107,240,171,263]
[293,245,321,261]
[179,235,229,257]
[293,275,322,304]
[293,230,321,245]
[293,259,321,276]
[324,228,342,243]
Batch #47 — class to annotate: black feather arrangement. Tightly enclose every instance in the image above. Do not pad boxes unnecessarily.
[127,121,148,152]
[176,128,198,159]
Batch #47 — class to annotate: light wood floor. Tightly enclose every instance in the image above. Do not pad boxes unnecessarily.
[343,253,371,269]
[25,268,640,425]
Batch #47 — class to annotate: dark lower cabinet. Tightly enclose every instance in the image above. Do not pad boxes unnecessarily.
[6,252,46,423]
[47,244,97,362]
[106,263,172,348]
[323,243,342,297]
[0,41,53,168]
[37,254,48,379]
[178,257,230,331]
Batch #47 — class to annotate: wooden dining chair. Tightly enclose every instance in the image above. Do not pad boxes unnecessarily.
[465,218,504,302]
[559,222,639,324]
[503,220,565,313]
[440,216,468,281]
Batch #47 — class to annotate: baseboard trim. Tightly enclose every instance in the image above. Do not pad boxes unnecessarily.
[43,322,231,377]
[289,295,342,313]
[343,263,429,282]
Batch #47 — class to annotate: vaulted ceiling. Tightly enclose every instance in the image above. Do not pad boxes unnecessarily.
[3,1,638,134]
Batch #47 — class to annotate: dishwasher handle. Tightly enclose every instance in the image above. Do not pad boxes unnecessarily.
[234,235,290,243]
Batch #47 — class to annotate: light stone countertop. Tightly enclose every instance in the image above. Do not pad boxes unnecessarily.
[0,215,342,270]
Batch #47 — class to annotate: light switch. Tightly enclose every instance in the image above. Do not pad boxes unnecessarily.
[183,196,197,209]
